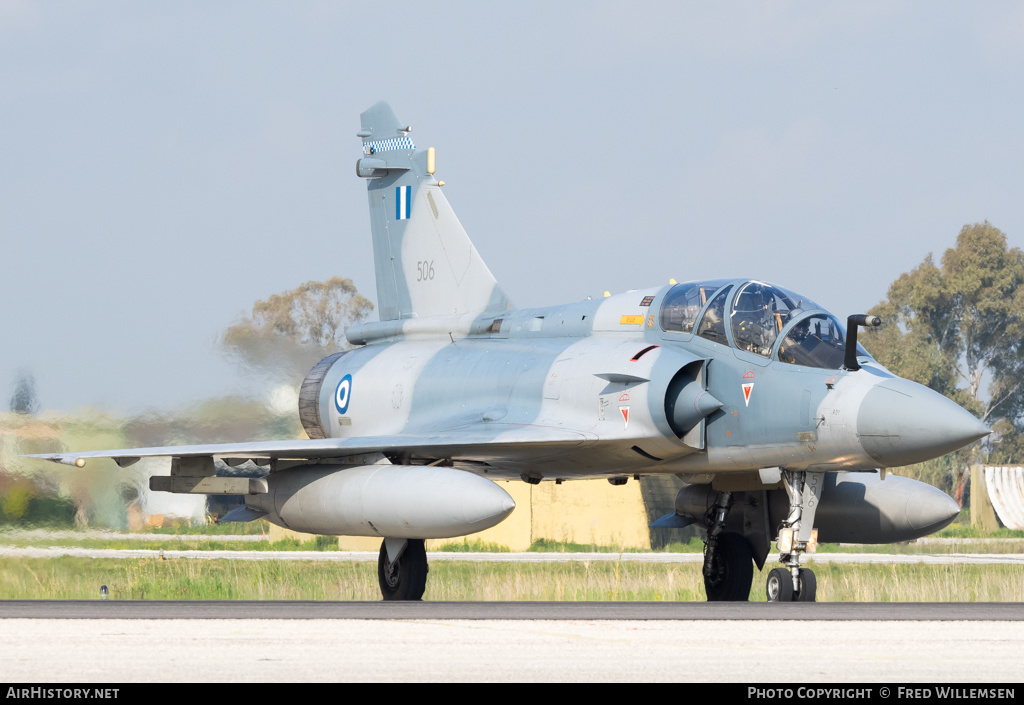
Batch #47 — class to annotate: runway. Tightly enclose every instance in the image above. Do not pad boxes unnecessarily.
[2,599,1024,620]
[2,601,1023,682]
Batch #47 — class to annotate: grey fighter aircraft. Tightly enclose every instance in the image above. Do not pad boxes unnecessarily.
[30,102,989,602]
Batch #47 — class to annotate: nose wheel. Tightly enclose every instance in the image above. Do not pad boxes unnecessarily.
[766,566,816,602]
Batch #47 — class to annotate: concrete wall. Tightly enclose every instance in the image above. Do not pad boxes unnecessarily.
[971,465,1001,532]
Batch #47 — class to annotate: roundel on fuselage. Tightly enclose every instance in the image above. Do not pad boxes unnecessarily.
[335,374,353,414]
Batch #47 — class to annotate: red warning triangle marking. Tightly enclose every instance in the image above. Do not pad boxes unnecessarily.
[742,383,754,407]
[620,406,630,428]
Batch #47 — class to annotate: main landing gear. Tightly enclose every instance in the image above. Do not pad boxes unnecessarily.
[766,470,822,602]
[702,491,754,601]
[698,470,823,602]
[378,538,428,600]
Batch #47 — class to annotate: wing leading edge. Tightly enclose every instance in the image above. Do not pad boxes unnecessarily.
[25,424,598,468]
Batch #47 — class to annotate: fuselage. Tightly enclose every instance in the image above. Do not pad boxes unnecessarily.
[301,278,988,482]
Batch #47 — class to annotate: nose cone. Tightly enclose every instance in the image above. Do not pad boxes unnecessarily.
[857,378,990,467]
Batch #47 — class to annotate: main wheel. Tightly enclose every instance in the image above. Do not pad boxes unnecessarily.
[766,567,795,602]
[378,539,428,601]
[795,568,817,602]
[703,532,754,601]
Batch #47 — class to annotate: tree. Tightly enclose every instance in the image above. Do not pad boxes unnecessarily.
[221,277,374,382]
[9,369,40,415]
[861,222,1024,470]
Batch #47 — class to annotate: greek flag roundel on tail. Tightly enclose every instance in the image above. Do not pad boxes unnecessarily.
[356,101,514,322]
[396,185,411,220]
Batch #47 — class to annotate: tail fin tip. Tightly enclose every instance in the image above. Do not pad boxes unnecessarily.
[360,101,410,142]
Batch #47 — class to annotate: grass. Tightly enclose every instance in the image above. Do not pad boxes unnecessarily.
[5,529,1024,554]
[525,537,705,553]
[809,562,1024,603]
[3,516,1021,557]
[0,534,333,552]
[816,540,1024,555]
[1,556,1022,602]
[146,520,270,536]
[434,538,510,552]
[934,524,1024,539]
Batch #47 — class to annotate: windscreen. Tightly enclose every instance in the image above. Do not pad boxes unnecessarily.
[777,315,850,369]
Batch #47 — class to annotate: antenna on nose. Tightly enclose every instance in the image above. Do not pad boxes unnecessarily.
[843,314,881,371]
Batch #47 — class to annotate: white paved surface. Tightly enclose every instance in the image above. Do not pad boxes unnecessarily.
[1,618,1021,682]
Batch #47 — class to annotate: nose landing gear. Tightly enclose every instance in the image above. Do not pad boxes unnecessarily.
[766,470,822,602]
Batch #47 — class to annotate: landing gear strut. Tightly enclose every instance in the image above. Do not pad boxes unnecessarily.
[378,538,428,601]
[702,491,754,601]
[766,470,822,602]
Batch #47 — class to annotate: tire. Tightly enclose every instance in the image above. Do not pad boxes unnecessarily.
[378,539,428,601]
[703,532,754,602]
[795,568,817,602]
[766,567,795,602]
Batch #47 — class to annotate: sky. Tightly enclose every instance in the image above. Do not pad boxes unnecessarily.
[2,1,1023,415]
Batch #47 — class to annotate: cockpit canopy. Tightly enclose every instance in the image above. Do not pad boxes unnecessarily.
[659,279,870,370]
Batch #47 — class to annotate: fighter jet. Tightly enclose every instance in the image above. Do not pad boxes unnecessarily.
[30,102,989,602]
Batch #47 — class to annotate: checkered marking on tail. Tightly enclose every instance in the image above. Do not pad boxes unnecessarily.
[363,136,415,154]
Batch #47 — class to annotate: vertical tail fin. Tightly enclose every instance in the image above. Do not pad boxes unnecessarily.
[357,101,513,322]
